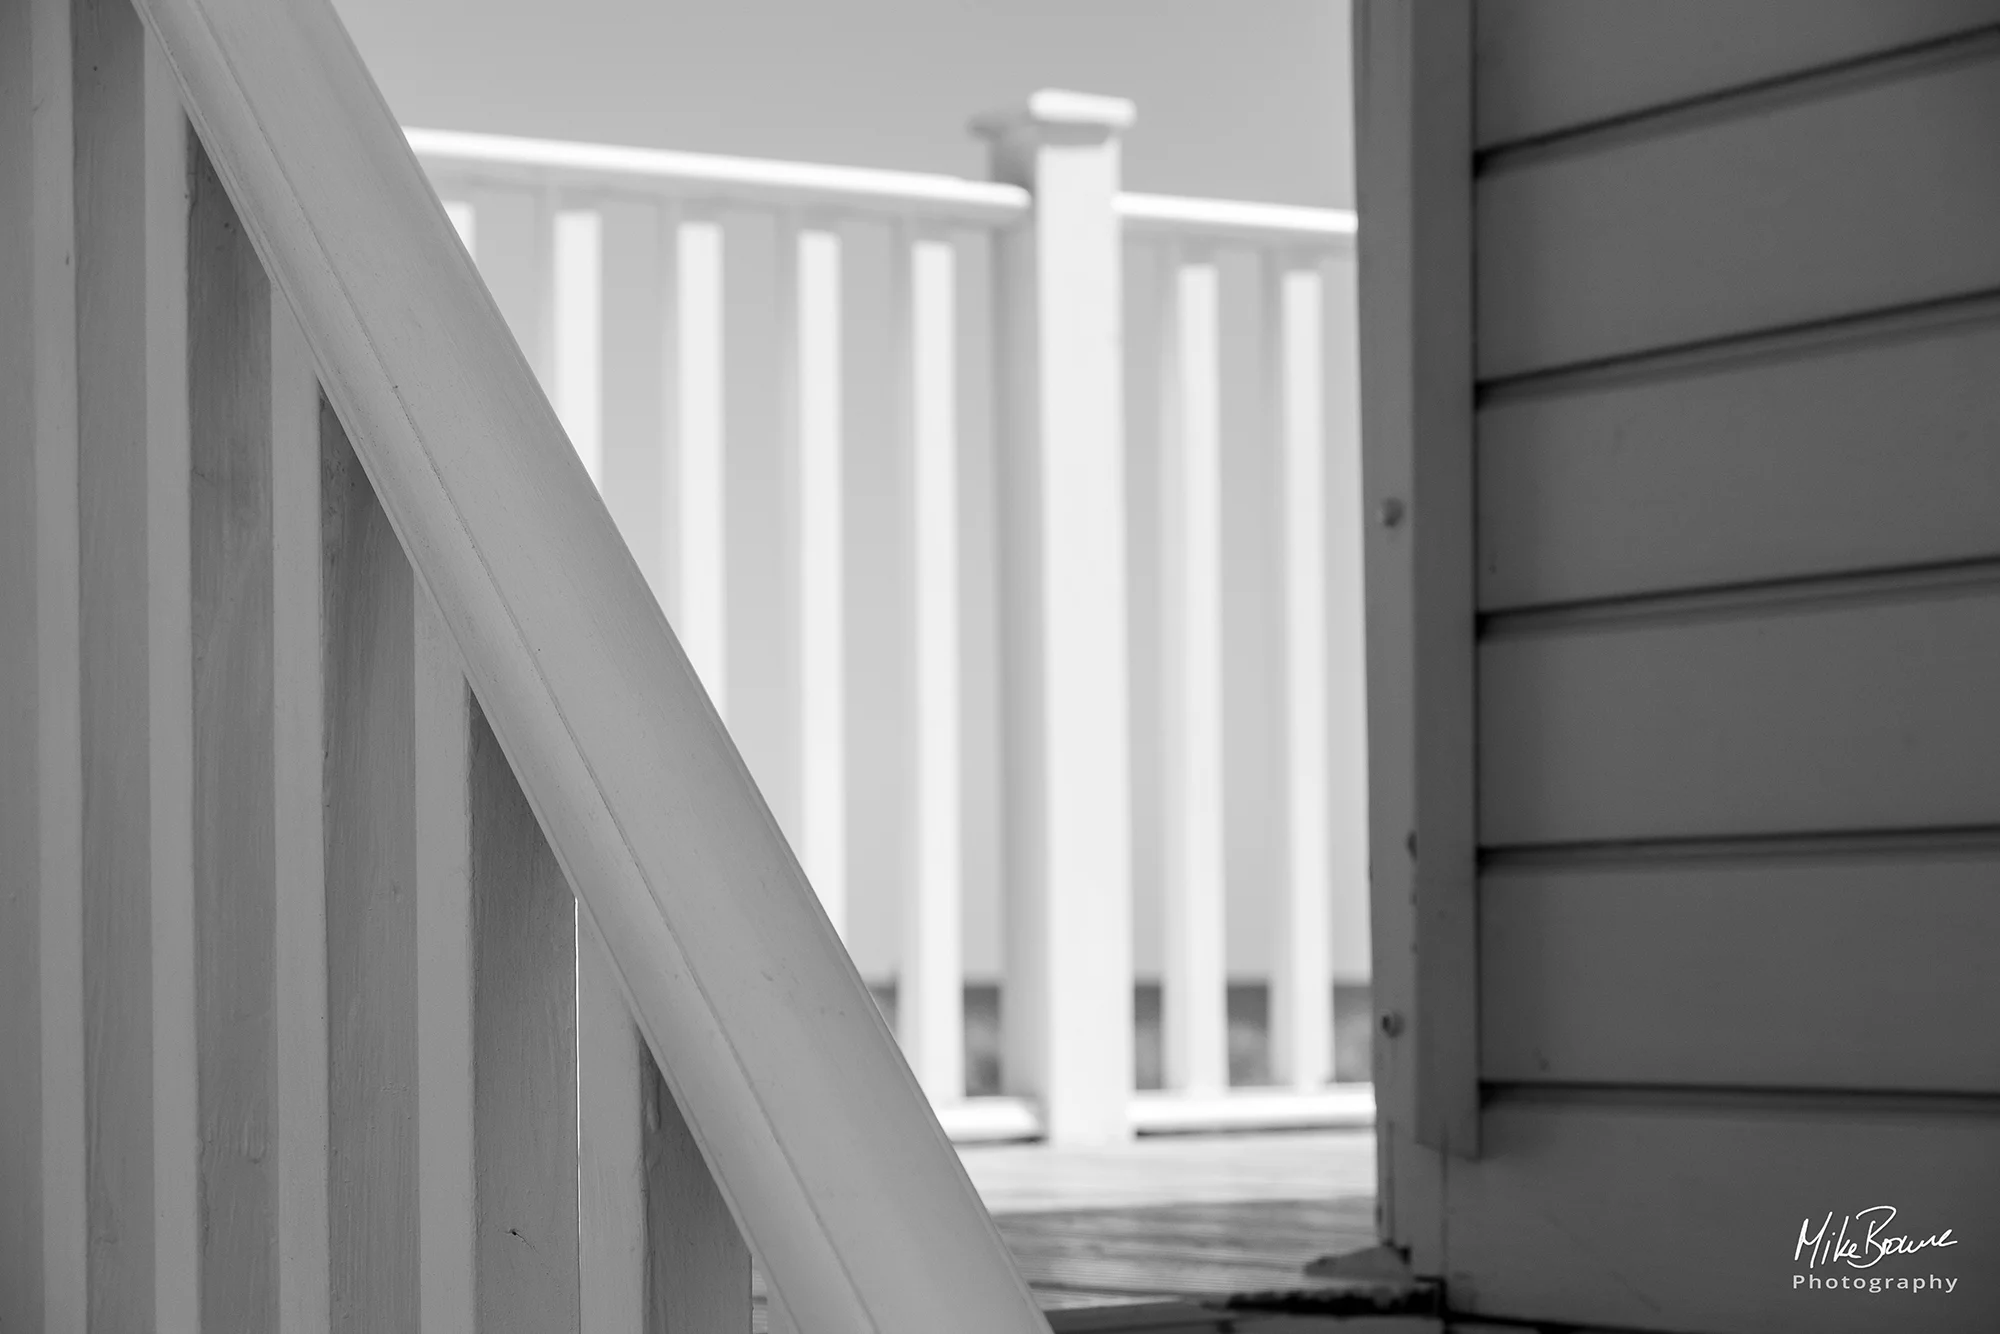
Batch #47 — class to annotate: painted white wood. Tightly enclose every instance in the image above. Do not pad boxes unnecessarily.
[142,37,200,1334]
[24,0,90,1320]
[1482,586,2000,847]
[1475,0,2000,148]
[136,0,1054,1320]
[188,139,283,1326]
[0,9,48,1321]
[1483,850,2000,1089]
[1117,193,1355,247]
[407,127,1029,228]
[467,700,582,1334]
[1319,252,1369,990]
[796,225,849,937]
[642,1054,751,1330]
[597,200,667,599]
[270,291,331,1334]
[1356,3,1478,1265]
[1452,1096,1999,1332]
[554,207,603,484]
[74,0,164,1317]
[442,199,475,255]
[724,212,804,851]
[897,231,965,1102]
[1155,255,1228,1097]
[414,585,475,1334]
[676,216,728,715]
[577,912,645,1334]
[1268,264,1332,1091]
[978,90,1137,1147]
[1127,1087,1374,1135]
[466,186,555,389]
[1477,53,2000,380]
[319,403,419,1327]
[1478,315,2000,612]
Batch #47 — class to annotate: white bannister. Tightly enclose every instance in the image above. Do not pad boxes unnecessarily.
[407,95,1369,1148]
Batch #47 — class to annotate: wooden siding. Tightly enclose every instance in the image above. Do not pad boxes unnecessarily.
[1364,3,2000,1329]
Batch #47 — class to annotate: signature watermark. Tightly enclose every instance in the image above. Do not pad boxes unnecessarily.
[1793,1207,1958,1294]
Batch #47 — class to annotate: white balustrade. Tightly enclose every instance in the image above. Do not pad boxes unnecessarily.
[408,97,1368,1146]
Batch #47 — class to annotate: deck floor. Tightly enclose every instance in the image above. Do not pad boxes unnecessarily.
[751,1130,1379,1323]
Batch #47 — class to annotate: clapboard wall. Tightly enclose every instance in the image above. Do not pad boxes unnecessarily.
[1365,4,2000,1331]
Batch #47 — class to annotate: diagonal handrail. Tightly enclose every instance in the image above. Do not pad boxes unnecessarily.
[131,0,1049,1328]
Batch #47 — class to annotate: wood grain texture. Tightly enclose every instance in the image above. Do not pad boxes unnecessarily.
[414,583,477,1334]
[19,0,92,1321]
[321,404,417,1331]
[1478,311,2000,611]
[142,33,199,1334]
[578,915,644,1334]
[1353,0,1478,1190]
[134,0,1051,1323]
[1482,850,2000,1089]
[0,0,54,1321]
[73,0,157,1320]
[1449,1094,1997,1332]
[1477,49,2000,380]
[645,1055,751,1332]
[270,291,331,1334]
[469,700,581,1334]
[1474,0,2000,147]
[188,136,280,1331]
[1479,584,2000,847]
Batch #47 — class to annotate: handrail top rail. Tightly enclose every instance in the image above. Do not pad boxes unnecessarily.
[407,125,1357,251]
[1117,191,1356,250]
[406,126,1031,227]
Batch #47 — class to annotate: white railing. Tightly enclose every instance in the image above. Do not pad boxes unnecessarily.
[409,95,1370,1146]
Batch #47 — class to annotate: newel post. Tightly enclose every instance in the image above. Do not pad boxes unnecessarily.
[974,90,1135,1145]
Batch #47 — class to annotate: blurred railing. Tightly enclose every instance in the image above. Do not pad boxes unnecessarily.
[408,94,1370,1145]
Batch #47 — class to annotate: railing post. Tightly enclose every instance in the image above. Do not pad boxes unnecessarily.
[974,89,1136,1146]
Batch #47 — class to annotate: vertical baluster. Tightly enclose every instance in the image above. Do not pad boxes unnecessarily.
[320,375,420,1332]
[599,199,668,600]
[796,223,848,936]
[442,199,476,258]
[271,283,331,1330]
[727,211,803,847]
[189,136,283,1326]
[467,186,554,391]
[1157,254,1229,1097]
[0,0,87,1320]
[142,35,200,1330]
[677,214,728,714]
[554,206,603,484]
[1322,249,1371,1040]
[644,1059,750,1329]
[578,913,643,1334]
[898,228,965,1102]
[977,92,1137,1145]
[467,703,583,1334]
[72,0,164,1322]
[1268,261,1334,1090]
[414,586,475,1334]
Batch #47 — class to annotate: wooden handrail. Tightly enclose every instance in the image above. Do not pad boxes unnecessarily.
[131,0,1047,1328]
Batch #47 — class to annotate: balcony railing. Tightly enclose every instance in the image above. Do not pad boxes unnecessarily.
[408,108,1371,1145]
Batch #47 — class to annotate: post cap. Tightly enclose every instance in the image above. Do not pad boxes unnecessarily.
[970,89,1137,143]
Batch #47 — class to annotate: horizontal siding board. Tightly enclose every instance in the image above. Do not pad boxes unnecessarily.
[1477,315,2000,610]
[1479,588,2000,846]
[1476,53,2000,380]
[1450,1096,1996,1331]
[1481,854,2000,1089]
[1474,0,2000,147]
